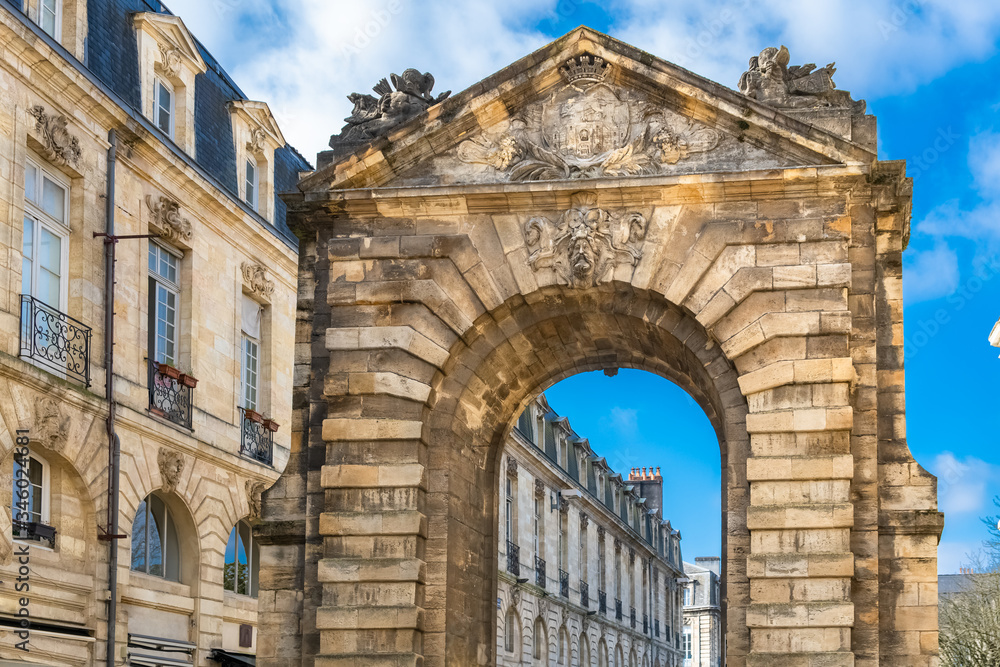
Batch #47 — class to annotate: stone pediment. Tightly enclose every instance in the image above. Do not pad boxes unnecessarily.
[302,27,876,193]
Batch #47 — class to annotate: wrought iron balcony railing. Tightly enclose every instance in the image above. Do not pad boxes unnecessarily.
[20,295,91,386]
[598,589,607,615]
[506,541,520,576]
[148,360,192,429]
[655,619,660,638]
[630,607,636,629]
[615,598,623,621]
[643,613,649,634]
[535,556,546,588]
[580,581,589,608]
[239,407,274,465]
[559,569,569,598]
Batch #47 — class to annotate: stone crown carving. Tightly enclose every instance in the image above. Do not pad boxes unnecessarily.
[241,261,275,299]
[739,45,865,114]
[247,127,268,155]
[524,192,648,288]
[457,53,723,181]
[330,69,450,155]
[146,195,193,245]
[157,43,182,79]
[28,106,81,168]
[158,448,185,494]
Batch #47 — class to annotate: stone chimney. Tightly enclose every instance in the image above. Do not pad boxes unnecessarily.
[627,466,663,515]
[695,556,721,576]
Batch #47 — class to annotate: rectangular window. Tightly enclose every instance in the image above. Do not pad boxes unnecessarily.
[241,294,262,410]
[505,475,514,543]
[533,496,542,557]
[154,79,174,137]
[148,242,180,366]
[39,0,59,38]
[683,626,692,660]
[245,159,258,211]
[22,158,69,307]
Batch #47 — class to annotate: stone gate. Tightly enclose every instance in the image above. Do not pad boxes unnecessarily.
[257,28,943,667]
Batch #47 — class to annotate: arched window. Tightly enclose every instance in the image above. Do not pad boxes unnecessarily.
[533,616,548,663]
[597,639,608,667]
[504,606,520,656]
[130,492,180,581]
[12,453,51,545]
[579,633,590,667]
[615,644,624,667]
[225,519,259,596]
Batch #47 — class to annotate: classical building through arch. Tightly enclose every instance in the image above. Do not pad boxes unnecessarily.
[258,27,943,667]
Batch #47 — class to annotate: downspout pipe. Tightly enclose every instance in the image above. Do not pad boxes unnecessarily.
[104,128,120,667]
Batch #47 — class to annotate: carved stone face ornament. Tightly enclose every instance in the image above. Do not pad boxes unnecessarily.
[524,192,648,288]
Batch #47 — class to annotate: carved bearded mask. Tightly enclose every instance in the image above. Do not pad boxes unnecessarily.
[566,206,605,282]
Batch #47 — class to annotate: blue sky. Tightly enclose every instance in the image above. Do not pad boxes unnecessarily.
[167,0,1000,572]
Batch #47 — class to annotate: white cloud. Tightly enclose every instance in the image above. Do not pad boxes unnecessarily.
[932,452,997,516]
[163,0,1000,160]
[903,243,960,304]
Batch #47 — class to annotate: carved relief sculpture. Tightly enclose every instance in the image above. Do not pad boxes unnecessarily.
[35,396,70,454]
[329,69,450,155]
[158,448,185,494]
[597,525,606,541]
[506,457,518,477]
[738,45,866,114]
[580,513,589,530]
[246,479,267,522]
[28,106,81,167]
[146,195,193,244]
[534,479,545,499]
[247,127,268,155]
[241,261,276,299]
[157,43,182,79]
[524,191,648,288]
[458,54,722,181]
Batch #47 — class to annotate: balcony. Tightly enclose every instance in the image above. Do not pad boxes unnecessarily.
[559,569,569,598]
[535,556,546,588]
[20,295,92,386]
[630,607,636,629]
[148,360,193,429]
[598,589,607,615]
[506,541,520,576]
[580,581,589,608]
[615,598,623,621]
[239,407,274,465]
[643,613,649,634]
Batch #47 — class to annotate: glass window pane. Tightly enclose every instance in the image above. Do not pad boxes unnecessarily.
[131,500,148,572]
[40,0,56,37]
[22,217,34,295]
[165,511,180,581]
[41,176,66,223]
[147,500,164,578]
[39,227,61,273]
[25,163,37,204]
[149,243,157,272]
[224,526,237,592]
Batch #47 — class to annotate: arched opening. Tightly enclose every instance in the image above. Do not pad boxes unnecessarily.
[579,632,590,666]
[424,285,748,664]
[598,638,609,667]
[503,605,521,660]
[532,615,548,664]
[224,518,260,597]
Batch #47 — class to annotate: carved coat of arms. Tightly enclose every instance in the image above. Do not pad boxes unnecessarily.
[524,192,648,288]
[459,54,722,181]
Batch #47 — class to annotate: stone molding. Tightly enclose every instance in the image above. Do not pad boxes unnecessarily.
[28,105,81,168]
[241,261,275,300]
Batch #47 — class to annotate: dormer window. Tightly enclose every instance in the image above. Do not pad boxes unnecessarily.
[154,79,174,136]
[244,158,258,211]
[38,0,59,37]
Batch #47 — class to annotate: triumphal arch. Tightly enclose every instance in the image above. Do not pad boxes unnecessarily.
[257,28,942,667]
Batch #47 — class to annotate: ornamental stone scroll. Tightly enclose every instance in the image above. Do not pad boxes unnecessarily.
[28,105,81,168]
[146,195,193,245]
[241,261,275,300]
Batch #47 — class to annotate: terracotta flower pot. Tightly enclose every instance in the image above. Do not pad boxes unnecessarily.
[244,409,263,423]
[159,363,181,380]
[263,419,280,432]
[179,374,198,388]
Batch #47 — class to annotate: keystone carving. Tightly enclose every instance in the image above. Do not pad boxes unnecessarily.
[614,538,622,553]
[247,128,268,155]
[597,525,606,541]
[524,192,647,288]
[330,69,450,154]
[146,195,193,244]
[534,479,545,499]
[510,585,521,608]
[458,53,722,181]
[157,43,182,79]
[241,261,275,299]
[28,106,81,167]
[506,457,518,477]
[246,479,267,522]
[558,497,569,515]
[35,396,70,453]
[580,513,589,530]
[739,45,866,114]
[158,448,185,494]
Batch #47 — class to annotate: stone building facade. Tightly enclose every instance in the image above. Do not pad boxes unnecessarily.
[497,394,686,667]
[268,26,941,667]
[0,1,309,665]
[682,557,723,667]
